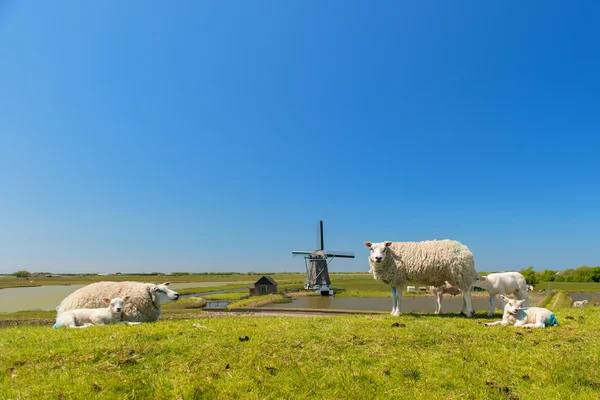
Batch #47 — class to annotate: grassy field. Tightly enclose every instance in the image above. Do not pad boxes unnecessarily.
[2,302,599,400]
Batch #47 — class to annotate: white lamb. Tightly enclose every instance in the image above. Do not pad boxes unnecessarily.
[430,281,461,314]
[471,272,530,316]
[485,295,559,328]
[572,300,588,308]
[57,281,180,322]
[53,297,133,329]
[365,240,478,317]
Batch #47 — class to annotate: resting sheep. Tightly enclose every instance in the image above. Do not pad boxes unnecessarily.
[57,281,179,322]
[572,300,588,308]
[365,240,478,317]
[53,297,131,328]
[430,281,461,314]
[485,295,559,328]
[471,272,530,316]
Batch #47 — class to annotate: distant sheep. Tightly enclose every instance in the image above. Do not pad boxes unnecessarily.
[57,281,179,322]
[471,272,530,316]
[53,297,132,329]
[485,295,559,328]
[365,240,478,317]
[430,281,461,314]
[572,300,588,308]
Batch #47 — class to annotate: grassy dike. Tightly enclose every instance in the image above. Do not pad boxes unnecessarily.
[2,305,599,399]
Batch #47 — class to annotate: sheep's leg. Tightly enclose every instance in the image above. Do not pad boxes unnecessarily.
[460,296,466,315]
[391,285,402,317]
[390,286,398,316]
[488,294,496,317]
[462,290,474,318]
[434,293,442,314]
[485,320,509,327]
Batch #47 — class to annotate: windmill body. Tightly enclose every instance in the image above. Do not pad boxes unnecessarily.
[292,221,355,296]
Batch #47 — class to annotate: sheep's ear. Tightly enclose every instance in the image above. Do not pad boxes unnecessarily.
[499,295,508,302]
[517,299,526,306]
[102,298,111,304]
[364,242,372,248]
[163,282,171,286]
[384,241,392,247]
[123,296,131,302]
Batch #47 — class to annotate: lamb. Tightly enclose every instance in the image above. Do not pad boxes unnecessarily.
[572,300,588,308]
[485,295,559,328]
[471,272,530,316]
[56,281,180,322]
[365,240,478,317]
[430,281,461,314]
[53,297,130,328]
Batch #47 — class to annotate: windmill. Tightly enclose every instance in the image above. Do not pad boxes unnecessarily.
[292,221,355,295]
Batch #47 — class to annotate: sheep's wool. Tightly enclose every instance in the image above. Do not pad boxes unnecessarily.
[369,240,477,291]
[57,281,162,322]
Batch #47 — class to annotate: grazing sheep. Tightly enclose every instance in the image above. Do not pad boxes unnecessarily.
[572,300,588,308]
[365,240,478,317]
[57,281,179,322]
[485,295,559,328]
[430,281,461,314]
[53,297,130,328]
[471,272,530,316]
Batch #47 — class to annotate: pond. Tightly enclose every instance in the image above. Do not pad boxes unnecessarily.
[262,296,499,313]
[0,285,85,313]
[569,293,600,304]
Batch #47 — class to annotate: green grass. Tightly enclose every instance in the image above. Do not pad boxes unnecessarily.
[2,305,599,399]
[542,282,600,292]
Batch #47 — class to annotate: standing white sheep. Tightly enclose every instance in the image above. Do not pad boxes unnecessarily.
[56,281,180,322]
[485,295,559,328]
[53,297,131,328]
[430,281,461,314]
[572,300,588,308]
[365,240,478,317]
[471,272,530,316]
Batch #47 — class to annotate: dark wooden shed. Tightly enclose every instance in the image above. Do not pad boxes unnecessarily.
[249,275,278,296]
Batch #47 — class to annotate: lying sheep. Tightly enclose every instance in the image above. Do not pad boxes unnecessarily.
[485,295,559,328]
[430,281,461,314]
[572,300,588,308]
[57,281,179,322]
[53,297,131,328]
[365,240,478,317]
[471,272,530,316]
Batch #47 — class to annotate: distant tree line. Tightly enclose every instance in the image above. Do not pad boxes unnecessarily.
[519,265,600,286]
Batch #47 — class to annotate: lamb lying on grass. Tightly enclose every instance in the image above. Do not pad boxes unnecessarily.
[485,295,559,328]
[53,297,138,329]
[572,300,588,308]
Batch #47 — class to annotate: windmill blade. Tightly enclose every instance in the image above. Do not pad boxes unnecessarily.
[325,251,355,259]
[292,250,313,258]
[315,220,324,251]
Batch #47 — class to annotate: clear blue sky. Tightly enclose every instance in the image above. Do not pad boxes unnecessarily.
[1,1,598,274]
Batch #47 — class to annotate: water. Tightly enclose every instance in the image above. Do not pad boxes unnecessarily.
[205,301,230,308]
[569,293,600,304]
[262,296,496,313]
[0,285,85,313]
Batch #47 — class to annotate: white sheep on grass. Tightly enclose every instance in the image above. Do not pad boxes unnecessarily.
[56,281,180,322]
[485,295,559,328]
[471,272,530,316]
[572,300,588,308]
[53,297,137,328]
[365,240,478,317]
[430,281,461,314]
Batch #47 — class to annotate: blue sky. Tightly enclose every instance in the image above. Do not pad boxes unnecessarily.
[1,1,598,274]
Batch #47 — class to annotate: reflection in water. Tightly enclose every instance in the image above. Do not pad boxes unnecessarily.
[262,296,502,313]
[0,285,85,313]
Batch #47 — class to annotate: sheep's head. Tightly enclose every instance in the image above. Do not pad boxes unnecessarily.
[364,241,392,266]
[471,275,489,289]
[149,282,180,306]
[500,295,525,315]
[102,296,130,314]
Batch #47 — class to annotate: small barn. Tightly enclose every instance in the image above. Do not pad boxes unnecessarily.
[249,275,278,296]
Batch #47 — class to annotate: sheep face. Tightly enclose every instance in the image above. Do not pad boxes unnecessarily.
[102,296,130,314]
[150,282,180,305]
[471,275,490,290]
[364,241,392,265]
[500,295,526,315]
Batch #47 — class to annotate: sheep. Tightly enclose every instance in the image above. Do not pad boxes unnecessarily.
[430,281,461,314]
[53,297,130,328]
[572,300,588,308]
[56,281,180,322]
[364,240,478,317]
[485,295,559,328]
[471,272,530,316]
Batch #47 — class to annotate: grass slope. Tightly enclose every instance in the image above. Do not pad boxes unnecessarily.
[2,308,599,399]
